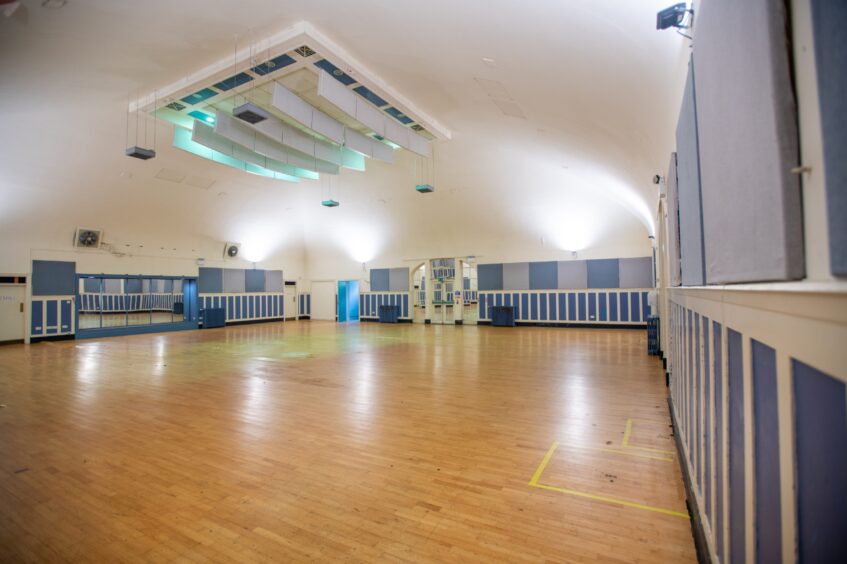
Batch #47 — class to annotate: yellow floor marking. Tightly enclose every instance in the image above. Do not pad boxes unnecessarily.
[621,417,676,455]
[529,442,689,519]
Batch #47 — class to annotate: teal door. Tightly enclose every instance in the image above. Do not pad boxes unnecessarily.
[337,280,359,322]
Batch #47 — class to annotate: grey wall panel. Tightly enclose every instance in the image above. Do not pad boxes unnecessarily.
[529,261,558,290]
[265,270,283,293]
[502,262,530,291]
[676,59,706,286]
[83,278,99,293]
[695,0,804,283]
[198,267,223,294]
[103,278,122,294]
[619,257,653,288]
[557,260,587,289]
[245,269,266,293]
[370,269,389,292]
[125,279,142,294]
[31,260,76,296]
[223,269,245,293]
[389,268,410,292]
[478,264,503,291]
[587,259,620,289]
[811,0,847,276]
[667,153,682,287]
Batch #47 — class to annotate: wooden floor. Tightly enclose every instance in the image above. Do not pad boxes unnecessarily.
[0,321,695,562]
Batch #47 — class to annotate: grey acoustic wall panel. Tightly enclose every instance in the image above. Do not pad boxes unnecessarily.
[173,279,183,294]
[245,269,266,293]
[587,259,620,289]
[198,267,223,294]
[478,264,503,291]
[619,257,653,288]
[370,269,390,292]
[389,268,410,292]
[529,261,558,290]
[666,153,682,287]
[503,262,530,291]
[83,278,99,293]
[125,279,142,294]
[557,260,588,289]
[32,260,76,296]
[811,0,847,276]
[103,278,122,294]
[265,270,283,293]
[223,269,245,293]
[695,0,804,283]
[676,59,706,286]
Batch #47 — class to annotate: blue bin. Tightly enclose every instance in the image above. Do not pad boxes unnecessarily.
[201,308,226,329]
[491,306,516,327]
[647,315,660,355]
[378,305,400,323]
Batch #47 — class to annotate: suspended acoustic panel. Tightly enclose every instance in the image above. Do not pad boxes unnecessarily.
[214,113,340,175]
[192,120,326,178]
[317,70,431,157]
[172,126,299,183]
[272,82,394,163]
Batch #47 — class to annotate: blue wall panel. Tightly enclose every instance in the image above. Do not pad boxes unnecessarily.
[728,328,745,564]
[60,300,71,332]
[631,291,641,322]
[45,300,57,333]
[587,259,620,289]
[529,261,558,290]
[793,360,847,562]
[530,294,538,320]
[609,295,618,321]
[521,294,529,321]
[599,293,607,321]
[620,293,629,322]
[478,264,504,291]
[578,293,586,321]
[713,321,724,560]
[752,339,781,564]
[695,314,702,494]
[198,268,223,294]
[32,260,76,296]
[588,293,596,321]
[567,294,576,321]
[370,269,390,292]
[245,269,266,293]
[31,301,43,335]
[539,294,547,320]
[548,294,556,321]
[703,315,712,522]
[558,294,567,322]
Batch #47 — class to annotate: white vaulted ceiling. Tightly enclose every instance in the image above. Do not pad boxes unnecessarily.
[0,0,689,273]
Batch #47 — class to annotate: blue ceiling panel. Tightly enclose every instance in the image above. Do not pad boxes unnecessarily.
[213,72,254,92]
[314,59,356,85]
[252,53,296,76]
[353,85,388,108]
[384,106,414,124]
[180,87,217,105]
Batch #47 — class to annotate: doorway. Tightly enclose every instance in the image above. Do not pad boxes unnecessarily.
[0,283,26,344]
[337,280,360,322]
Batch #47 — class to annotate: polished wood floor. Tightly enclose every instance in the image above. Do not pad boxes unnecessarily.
[0,321,695,562]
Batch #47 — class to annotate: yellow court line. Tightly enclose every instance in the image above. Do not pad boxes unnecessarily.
[528,442,690,519]
[529,482,690,519]
[622,418,676,455]
[555,441,673,462]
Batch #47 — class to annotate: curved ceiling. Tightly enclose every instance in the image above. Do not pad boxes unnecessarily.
[0,0,689,269]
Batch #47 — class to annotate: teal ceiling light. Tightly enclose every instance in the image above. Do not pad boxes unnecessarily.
[188,110,215,124]
[415,184,434,193]
[172,127,299,182]
[321,199,339,207]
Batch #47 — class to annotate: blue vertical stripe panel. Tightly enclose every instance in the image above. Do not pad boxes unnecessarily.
[306,294,310,314]
[403,294,408,317]
[235,296,241,319]
[714,321,724,561]
[539,293,547,320]
[503,293,511,307]
[558,294,567,322]
[242,296,247,319]
[609,294,618,321]
[577,293,586,321]
[588,293,596,321]
[479,294,487,319]
[620,293,630,322]
[703,316,712,523]
[642,291,650,317]
[568,294,577,321]
[513,293,520,318]
[249,296,255,318]
[228,296,234,319]
[631,291,641,322]
[531,294,538,320]
[521,293,529,321]
[752,340,781,564]
[495,293,503,307]
[793,359,847,562]
[548,293,556,321]
[695,313,702,494]
[727,328,745,564]
[31,301,43,335]
[688,310,694,455]
[60,300,71,331]
[599,292,607,321]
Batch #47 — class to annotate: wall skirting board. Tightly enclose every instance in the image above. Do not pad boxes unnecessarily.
[665,286,847,563]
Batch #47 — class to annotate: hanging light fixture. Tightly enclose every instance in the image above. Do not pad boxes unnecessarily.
[125,90,156,160]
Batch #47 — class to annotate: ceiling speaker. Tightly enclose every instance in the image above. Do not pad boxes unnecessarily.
[223,242,240,259]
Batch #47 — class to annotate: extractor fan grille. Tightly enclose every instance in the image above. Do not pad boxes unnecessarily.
[74,229,102,248]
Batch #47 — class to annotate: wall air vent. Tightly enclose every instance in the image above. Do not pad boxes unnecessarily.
[294,45,315,57]
[74,228,102,249]
[233,102,270,124]
[165,101,186,112]
[321,199,340,207]
[223,242,240,259]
